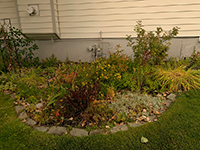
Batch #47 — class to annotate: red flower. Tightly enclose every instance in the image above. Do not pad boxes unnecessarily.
[56,110,59,116]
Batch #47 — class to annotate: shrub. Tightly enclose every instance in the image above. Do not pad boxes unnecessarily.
[0,26,39,71]
[126,21,179,66]
[186,48,200,70]
[41,54,61,68]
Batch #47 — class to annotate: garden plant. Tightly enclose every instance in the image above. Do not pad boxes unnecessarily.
[1,21,200,135]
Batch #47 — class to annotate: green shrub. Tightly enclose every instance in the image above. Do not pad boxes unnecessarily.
[126,21,179,66]
[0,26,39,71]
[41,54,61,68]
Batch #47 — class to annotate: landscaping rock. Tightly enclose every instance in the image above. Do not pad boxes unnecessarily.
[35,103,43,108]
[15,105,25,112]
[163,100,172,107]
[167,93,177,101]
[34,126,49,132]
[159,109,166,114]
[148,115,157,122]
[128,122,143,128]
[18,111,28,119]
[89,129,106,135]
[4,91,10,95]
[47,126,67,135]
[70,128,88,137]
[10,94,16,99]
[110,124,128,133]
[26,118,37,126]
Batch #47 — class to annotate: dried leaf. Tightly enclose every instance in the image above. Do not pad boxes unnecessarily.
[69,117,73,121]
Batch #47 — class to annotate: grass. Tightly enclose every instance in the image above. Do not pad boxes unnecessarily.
[0,90,200,150]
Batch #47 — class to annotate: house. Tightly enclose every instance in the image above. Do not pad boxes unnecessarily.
[1,0,200,62]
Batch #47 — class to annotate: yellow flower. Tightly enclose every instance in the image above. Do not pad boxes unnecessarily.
[101,94,104,97]
[82,82,85,86]
[60,99,63,102]
[108,64,111,67]
[104,69,106,71]
[97,78,99,80]
[104,76,108,79]
[86,74,88,76]
[101,74,103,76]
[117,76,121,79]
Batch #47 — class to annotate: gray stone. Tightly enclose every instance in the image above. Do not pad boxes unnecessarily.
[10,94,16,99]
[47,126,67,135]
[34,126,49,132]
[163,100,172,107]
[128,122,143,128]
[15,105,25,112]
[26,118,37,126]
[4,91,10,95]
[159,109,166,114]
[89,129,106,135]
[18,111,28,119]
[148,115,157,122]
[69,128,88,137]
[35,103,43,108]
[167,93,177,101]
[110,124,128,133]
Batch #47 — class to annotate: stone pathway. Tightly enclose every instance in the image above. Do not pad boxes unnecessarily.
[7,91,177,137]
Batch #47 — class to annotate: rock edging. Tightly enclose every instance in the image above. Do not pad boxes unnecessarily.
[6,91,177,137]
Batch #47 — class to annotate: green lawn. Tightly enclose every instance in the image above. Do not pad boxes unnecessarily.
[0,90,200,150]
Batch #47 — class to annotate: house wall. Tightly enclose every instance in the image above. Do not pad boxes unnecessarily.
[58,0,200,38]
[0,0,19,28]
[1,0,200,62]
[17,0,53,33]
[33,37,200,62]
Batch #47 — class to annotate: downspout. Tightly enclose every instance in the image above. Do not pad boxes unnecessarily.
[14,0,21,30]
[50,0,57,41]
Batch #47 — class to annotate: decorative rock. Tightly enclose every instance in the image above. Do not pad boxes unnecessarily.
[70,128,88,137]
[89,129,106,135]
[35,103,43,108]
[34,126,49,132]
[4,91,10,95]
[18,111,28,119]
[159,109,166,114]
[10,94,16,99]
[163,100,172,107]
[47,126,67,135]
[148,115,156,122]
[15,105,25,112]
[110,124,128,133]
[128,122,143,128]
[167,93,177,101]
[26,118,37,126]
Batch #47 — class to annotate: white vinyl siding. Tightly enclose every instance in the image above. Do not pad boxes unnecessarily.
[17,0,53,34]
[58,0,200,38]
[0,0,19,28]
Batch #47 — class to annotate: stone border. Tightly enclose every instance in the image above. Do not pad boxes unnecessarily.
[6,91,177,137]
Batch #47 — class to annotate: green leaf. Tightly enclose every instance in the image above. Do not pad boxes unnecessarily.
[141,136,148,143]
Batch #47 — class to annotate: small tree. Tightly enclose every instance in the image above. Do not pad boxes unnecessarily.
[126,21,179,66]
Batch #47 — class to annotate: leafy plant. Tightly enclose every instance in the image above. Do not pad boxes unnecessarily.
[186,47,200,70]
[153,65,200,92]
[108,91,164,122]
[41,54,61,68]
[0,26,39,71]
[126,21,179,66]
